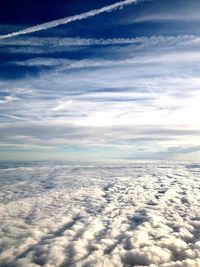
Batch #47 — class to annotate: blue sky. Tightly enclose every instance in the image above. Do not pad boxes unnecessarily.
[0,0,200,160]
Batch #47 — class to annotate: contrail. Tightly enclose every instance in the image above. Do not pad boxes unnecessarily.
[0,0,143,40]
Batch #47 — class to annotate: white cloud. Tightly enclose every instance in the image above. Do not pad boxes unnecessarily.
[1,34,200,159]
[130,12,200,23]
[2,35,200,57]
[1,162,200,266]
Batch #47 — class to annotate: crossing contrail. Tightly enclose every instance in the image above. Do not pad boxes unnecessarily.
[0,0,143,40]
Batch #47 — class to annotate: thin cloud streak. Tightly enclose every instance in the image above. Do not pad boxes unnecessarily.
[1,35,199,47]
[11,51,200,68]
[0,0,143,40]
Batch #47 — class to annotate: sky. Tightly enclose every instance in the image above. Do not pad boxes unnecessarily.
[0,0,200,161]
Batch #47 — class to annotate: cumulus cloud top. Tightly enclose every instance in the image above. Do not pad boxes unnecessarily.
[1,161,200,266]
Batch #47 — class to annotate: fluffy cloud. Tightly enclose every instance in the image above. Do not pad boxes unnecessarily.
[1,162,200,266]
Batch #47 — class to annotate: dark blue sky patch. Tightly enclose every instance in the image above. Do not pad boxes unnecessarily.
[0,65,42,80]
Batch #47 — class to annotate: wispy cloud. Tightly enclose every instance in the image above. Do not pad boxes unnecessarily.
[129,11,200,23]
[0,121,199,149]
[0,113,30,121]
[1,35,200,48]
[2,35,200,59]
[1,2,200,160]
[10,51,200,68]
[0,0,143,40]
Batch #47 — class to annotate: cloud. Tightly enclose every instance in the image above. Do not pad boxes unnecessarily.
[0,0,143,40]
[9,51,200,68]
[129,12,200,23]
[0,95,14,104]
[1,32,200,160]
[1,162,200,266]
[0,113,30,121]
[1,44,200,159]
[0,35,197,47]
[119,1,200,26]
[0,121,200,159]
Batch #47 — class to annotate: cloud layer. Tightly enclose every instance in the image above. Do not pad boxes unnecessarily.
[1,161,200,266]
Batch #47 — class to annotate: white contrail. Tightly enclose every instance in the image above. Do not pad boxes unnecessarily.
[0,0,143,40]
